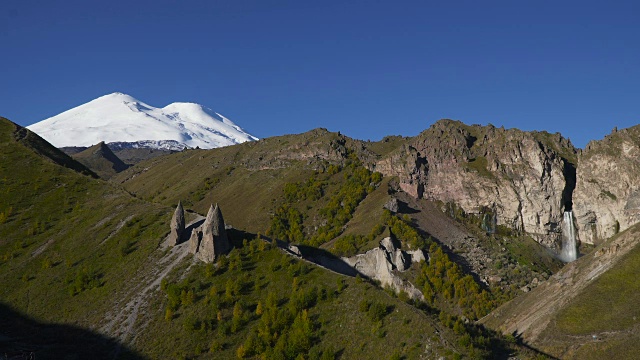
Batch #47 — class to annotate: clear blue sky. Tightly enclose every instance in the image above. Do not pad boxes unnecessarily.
[1,0,639,148]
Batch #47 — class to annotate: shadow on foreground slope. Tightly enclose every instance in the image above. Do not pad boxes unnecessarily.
[4,118,98,179]
[0,303,146,360]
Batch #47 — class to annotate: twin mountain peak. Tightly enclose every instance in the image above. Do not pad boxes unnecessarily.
[27,92,258,150]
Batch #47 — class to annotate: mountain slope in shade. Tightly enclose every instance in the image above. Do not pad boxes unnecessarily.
[27,92,258,149]
[2,117,97,178]
[72,141,129,179]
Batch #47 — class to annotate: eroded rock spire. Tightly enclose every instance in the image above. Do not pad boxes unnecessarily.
[169,201,185,246]
[196,203,231,262]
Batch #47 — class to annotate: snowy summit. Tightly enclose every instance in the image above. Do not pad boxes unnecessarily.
[27,92,258,150]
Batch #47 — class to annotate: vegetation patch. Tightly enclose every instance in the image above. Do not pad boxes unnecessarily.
[417,243,495,320]
[600,190,617,201]
[464,156,494,179]
[331,210,428,257]
[267,157,382,247]
[137,239,477,359]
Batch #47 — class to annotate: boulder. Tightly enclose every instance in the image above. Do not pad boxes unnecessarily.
[288,244,302,257]
[384,198,400,213]
[407,249,426,263]
[380,236,399,253]
[380,236,411,271]
[393,250,410,271]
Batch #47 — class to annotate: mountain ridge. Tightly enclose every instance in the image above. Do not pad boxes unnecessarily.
[1,115,532,359]
[71,141,130,179]
[4,118,97,178]
[4,111,640,359]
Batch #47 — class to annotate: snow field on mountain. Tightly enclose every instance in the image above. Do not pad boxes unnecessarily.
[27,92,258,149]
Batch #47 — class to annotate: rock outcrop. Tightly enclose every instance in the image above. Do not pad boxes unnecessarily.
[573,125,640,244]
[375,145,428,198]
[342,236,426,300]
[189,204,231,263]
[375,120,578,247]
[168,201,185,246]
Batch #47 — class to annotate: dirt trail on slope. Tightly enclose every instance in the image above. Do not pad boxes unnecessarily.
[99,215,136,246]
[103,215,203,358]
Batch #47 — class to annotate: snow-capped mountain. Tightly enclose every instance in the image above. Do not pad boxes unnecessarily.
[27,92,258,150]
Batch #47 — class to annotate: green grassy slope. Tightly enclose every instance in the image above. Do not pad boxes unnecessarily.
[135,241,467,359]
[556,243,640,334]
[112,129,402,236]
[0,117,170,340]
[133,232,549,360]
[8,120,97,178]
[112,130,340,234]
[546,232,640,359]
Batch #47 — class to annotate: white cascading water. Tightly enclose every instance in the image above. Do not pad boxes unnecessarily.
[559,211,578,262]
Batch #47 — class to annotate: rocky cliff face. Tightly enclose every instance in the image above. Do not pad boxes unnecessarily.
[573,126,640,244]
[375,145,428,198]
[375,120,578,247]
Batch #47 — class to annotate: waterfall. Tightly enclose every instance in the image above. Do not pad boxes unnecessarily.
[559,211,578,262]
[482,213,495,234]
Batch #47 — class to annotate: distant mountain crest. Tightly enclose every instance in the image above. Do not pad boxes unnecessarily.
[27,92,258,149]
[71,141,129,179]
[106,140,188,151]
